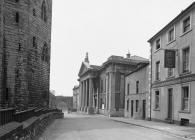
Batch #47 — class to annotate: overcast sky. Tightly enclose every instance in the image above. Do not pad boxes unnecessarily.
[50,0,194,96]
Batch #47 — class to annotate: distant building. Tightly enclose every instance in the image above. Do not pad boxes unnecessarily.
[124,62,149,119]
[73,85,80,110]
[0,0,52,110]
[49,91,57,109]
[78,52,148,116]
[148,2,195,125]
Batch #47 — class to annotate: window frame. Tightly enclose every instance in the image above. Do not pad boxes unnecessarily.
[182,16,191,34]
[155,38,161,50]
[167,68,174,78]
[167,26,175,43]
[154,90,160,110]
[136,81,139,94]
[136,100,139,112]
[181,85,190,112]
[155,61,160,81]
[182,47,190,73]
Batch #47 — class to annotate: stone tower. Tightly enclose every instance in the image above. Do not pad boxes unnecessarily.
[0,0,52,111]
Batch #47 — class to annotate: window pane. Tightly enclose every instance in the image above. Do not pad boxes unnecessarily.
[183,17,190,33]
[183,48,189,73]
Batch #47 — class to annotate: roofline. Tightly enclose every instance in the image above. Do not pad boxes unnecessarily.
[125,62,149,77]
[148,2,195,43]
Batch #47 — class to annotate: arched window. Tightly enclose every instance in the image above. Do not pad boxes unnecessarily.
[41,1,47,22]
[42,43,49,63]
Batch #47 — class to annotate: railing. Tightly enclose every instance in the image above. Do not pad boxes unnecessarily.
[0,107,62,126]
[14,108,36,122]
[0,108,15,125]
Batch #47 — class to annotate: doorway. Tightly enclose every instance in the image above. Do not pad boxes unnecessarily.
[167,88,173,120]
[131,100,134,117]
[143,100,146,119]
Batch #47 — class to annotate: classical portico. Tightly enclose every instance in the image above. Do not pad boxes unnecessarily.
[78,53,99,114]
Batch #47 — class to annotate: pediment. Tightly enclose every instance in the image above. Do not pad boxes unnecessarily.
[78,62,90,77]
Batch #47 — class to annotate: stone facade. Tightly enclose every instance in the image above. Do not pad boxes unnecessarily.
[73,85,80,111]
[78,53,148,116]
[124,63,149,119]
[0,0,52,110]
[148,2,195,125]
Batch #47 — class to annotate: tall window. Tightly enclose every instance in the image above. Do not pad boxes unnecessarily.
[136,81,139,94]
[182,86,190,111]
[41,43,49,63]
[167,68,173,77]
[182,47,190,73]
[127,83,130,95]
[15,12,19,23]
[127,100,129,111]
[156,38,161,50]
[168,28,174,42]
[155,61,160,80]
[33,37,37,48]
[155,90,160,109]
[183,16,190,33]
[136,100,139,112]
[41,1,47,22]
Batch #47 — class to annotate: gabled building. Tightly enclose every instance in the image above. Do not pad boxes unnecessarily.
[148,2,195,126]
[124,62,149,119]
[78,52,148,116]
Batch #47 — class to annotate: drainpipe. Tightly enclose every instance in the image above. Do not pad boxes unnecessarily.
[149,44,152,121]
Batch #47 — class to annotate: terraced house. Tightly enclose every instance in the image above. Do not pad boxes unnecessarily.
[78,52,148,116]
[148,2,195,126]
[0,0,52,110]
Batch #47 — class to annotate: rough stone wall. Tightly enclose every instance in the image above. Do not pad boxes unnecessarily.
[0,0,52,110]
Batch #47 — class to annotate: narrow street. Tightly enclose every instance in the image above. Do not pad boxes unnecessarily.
[39,113,186,140]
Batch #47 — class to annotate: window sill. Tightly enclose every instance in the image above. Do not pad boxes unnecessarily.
[166,76,175,80]
[179,110,191,114]
[180,28,192,37]
[154,48,161,53]
[179,71,191,77]
[153,109,160,111]
[167,39,176,46]
[154,79,161,83]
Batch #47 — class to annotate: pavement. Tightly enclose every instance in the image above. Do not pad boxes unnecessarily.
[38,112,195,140]
[98,114,195,139]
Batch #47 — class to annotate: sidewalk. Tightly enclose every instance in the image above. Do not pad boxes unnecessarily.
[107,116,195,139]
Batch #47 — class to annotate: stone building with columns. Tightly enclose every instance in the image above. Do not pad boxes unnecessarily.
[78,53,148,116]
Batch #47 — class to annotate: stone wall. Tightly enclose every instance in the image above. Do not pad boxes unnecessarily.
[0,0,52,110]
[0,112,63,140]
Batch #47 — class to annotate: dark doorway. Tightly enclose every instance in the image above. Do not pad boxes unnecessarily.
[167,88,173,120]
[143,100,146,119]
[131,100,134,117]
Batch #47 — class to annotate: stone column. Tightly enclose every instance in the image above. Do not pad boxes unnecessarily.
[88,78,94,114]
[109,72,116,117]
[79,81,82,111]
[81,81,84,111]
[83,80,86,111]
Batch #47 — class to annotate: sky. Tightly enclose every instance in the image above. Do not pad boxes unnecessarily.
[50,0,195,96]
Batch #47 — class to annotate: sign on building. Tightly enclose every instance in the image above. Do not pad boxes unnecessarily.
[164,50,176,68]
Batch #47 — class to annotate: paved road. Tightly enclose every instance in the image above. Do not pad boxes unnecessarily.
[39,113,186,140]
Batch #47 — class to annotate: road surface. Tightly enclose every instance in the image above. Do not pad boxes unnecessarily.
[39,113,186,140]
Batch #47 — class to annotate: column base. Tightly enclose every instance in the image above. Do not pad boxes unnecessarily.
[87,107,94,114]
[84,107,88,112]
